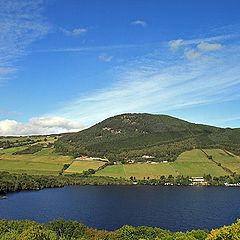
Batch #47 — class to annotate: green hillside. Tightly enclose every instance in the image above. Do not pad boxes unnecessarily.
[55,113,240,162]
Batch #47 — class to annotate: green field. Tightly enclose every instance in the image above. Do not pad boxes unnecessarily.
[96,149,234,179]
[0,146,72,175]
[64,160,105,174]
[204,149,240,174]
[95,163,178,179]
[173,149,228,177]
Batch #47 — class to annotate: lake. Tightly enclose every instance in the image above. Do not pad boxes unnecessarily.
[0,185,240,231]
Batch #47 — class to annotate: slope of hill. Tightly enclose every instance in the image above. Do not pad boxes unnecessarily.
[55,113,240,162]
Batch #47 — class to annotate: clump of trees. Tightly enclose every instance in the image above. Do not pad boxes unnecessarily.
[0,138,39,149]
[13,144,44,155]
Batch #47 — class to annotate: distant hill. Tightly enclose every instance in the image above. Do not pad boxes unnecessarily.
[55,113,240,162]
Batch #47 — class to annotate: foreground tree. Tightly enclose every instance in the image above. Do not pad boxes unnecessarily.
[207,219,240,240]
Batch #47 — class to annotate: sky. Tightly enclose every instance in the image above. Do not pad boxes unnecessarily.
[0,0,240,135]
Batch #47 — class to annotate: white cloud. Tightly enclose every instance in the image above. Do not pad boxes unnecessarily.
[184,48,202,60]
[169,38,223,60]
[169,39,183,51]
[98,54,113,62]
[60,27,87,36]
[197,42,222,51]
[0,120,18,134]
[131,20,147,27]
[169,34,235,50]
[30,117,82,130]
[0,117,84,136]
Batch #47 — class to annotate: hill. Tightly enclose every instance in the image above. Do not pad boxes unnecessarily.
[55,113,240,162]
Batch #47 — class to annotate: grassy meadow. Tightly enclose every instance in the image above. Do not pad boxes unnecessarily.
[204,149,240,174]
[64,159,106,174]
[172,149,228,177]
[95,163,178,179]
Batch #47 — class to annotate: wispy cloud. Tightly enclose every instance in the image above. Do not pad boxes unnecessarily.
[49,33,240,127]
[197,42,222,51]
[131,20,147,27]
[169,34,238,49]
[38,44,144,53]
[60,27,87,36]
[184,48,202,60]
[0,0,49,80]
[98,54,113,62]
[169,39,183,51]
[169,35,227,61]
[0,67,16,76]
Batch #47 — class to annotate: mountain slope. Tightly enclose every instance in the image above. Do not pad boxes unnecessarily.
[55,113,240,162]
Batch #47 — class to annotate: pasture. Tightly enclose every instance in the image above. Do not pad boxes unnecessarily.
[95,163,178,179]
[204,149,240,174]
[0,147,72,175]
[173,149,228,177]
[64,160,106,174]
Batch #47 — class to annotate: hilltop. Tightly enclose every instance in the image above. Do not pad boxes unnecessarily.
[55,113,240,162]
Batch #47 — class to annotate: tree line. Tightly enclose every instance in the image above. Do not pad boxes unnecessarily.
[1,171,240,194]
[0,172,130,194]
[1,218,240,239]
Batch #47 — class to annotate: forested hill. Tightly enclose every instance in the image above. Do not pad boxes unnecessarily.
[55,113,240,162]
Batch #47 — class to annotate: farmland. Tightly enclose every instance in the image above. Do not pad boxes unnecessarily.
[172,149,228,177]
[95,163,178,179]
[1,134,240,179]
[95,149,237,179]
[0,145,72,176]
[204,149,240,174]
[64,159,106,174]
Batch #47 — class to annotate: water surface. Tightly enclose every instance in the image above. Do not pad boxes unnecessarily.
[0,185,240,231]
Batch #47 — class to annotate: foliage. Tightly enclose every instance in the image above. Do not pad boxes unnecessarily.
[0,171,130,194]
[13,144,44,155]
[207,219,240,240]
[0,218,214,240]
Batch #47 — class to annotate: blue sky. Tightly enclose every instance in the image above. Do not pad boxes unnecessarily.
[0,0,240,135]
